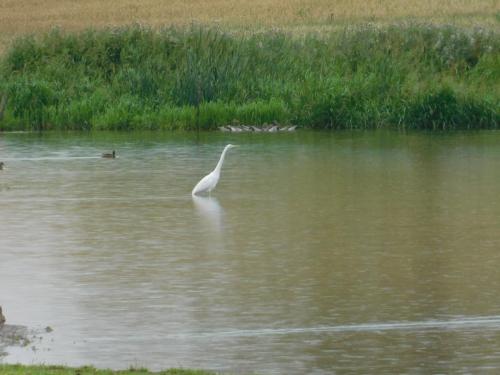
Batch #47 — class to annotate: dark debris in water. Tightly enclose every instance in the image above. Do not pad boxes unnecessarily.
[0,324,53,358]
[0,325,30,357]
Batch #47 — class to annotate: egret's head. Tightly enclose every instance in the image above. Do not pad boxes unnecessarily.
[227,144,237,149]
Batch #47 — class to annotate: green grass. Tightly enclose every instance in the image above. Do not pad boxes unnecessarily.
[0,24,498,131]
[0,364,215,375]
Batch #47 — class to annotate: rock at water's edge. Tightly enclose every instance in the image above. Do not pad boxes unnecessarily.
[0,306,5,326]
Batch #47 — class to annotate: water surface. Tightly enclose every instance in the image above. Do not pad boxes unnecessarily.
[1,131,500,374]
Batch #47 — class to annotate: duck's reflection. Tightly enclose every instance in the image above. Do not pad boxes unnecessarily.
[192,195,224,233]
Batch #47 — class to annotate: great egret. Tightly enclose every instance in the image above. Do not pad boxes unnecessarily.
[192,144,237,196]
[102,150,116,158]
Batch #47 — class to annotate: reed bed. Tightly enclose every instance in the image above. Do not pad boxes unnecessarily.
[0,25,498,130]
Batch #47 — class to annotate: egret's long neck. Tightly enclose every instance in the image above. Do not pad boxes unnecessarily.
[214,146,230,174]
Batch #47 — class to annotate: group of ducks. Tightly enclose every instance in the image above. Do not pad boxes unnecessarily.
[218,125,297,133]
[0,151,115,171]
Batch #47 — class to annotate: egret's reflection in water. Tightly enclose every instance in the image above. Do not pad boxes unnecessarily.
[192,195,224,233]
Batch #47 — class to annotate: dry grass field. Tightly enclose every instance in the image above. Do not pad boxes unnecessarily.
[0,0,498,53]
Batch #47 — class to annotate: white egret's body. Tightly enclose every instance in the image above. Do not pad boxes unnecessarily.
[192,144,236,196]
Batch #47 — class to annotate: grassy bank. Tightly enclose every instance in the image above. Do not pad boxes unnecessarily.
[0,25,498,130]
[0,364,214,375]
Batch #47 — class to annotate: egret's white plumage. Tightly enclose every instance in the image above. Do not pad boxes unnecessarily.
[192,144,237,196]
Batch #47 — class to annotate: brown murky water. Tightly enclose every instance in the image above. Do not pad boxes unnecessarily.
[1,130,500,374]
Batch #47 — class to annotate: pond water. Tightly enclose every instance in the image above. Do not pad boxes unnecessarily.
[1,130,500,374]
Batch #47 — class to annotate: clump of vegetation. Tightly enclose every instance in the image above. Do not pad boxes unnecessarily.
[0,24,498,130]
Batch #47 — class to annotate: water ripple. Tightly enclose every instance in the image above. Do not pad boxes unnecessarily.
[88,316,500,342]
[172,316,500,339]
